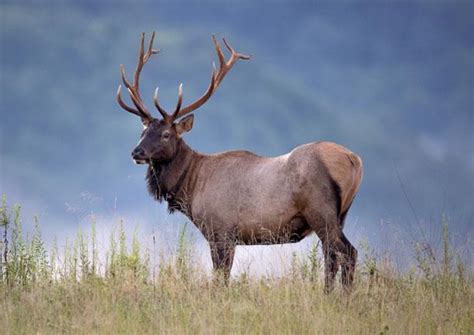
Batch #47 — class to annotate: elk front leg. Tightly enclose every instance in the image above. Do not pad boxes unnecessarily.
[209,241,235,284]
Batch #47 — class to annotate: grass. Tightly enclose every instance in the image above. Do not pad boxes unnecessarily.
[0,196,472,334]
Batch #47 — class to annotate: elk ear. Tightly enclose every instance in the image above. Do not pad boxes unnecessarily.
[175,114,194,135]
[141,118,150,128]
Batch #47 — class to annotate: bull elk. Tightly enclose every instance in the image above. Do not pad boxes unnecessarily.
[117,32,363,292]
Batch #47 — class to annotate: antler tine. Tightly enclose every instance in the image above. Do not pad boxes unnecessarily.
[135,32,160,91]
[134,32,146,92]
[118,65,149,119]
[223,38,251,60]
[214,36,251,86]
[172,35,249,121]
[171,83,184,119]
[172,69,216,121]
[153,87,170,120]
[146,31,160,60]
[155,83,184,122]
[213,34,226,70]
[117,85,143,118]
[117,32,161,120]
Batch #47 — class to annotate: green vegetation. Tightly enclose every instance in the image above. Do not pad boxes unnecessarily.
[0,196,472,334]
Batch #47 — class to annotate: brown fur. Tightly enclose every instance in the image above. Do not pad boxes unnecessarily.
[119,33,363,292]
[140,128,363,292]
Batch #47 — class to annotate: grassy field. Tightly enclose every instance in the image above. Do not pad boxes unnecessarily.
[0,198,472,334]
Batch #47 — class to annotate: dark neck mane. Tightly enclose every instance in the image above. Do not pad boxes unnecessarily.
[146,140,200,215]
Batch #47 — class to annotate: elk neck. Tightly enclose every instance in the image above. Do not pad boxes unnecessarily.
[146,139,202,216]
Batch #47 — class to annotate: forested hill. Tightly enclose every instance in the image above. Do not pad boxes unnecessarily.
[1,2,473,247]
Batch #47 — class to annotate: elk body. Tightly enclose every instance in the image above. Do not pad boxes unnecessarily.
[117,33,363,292]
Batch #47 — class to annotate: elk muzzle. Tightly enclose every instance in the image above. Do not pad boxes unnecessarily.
[131,147,148,164]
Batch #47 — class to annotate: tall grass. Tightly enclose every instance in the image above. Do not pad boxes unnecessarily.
[0,196,472,334]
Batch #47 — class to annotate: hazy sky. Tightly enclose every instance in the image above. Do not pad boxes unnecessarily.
[1,1,473,270]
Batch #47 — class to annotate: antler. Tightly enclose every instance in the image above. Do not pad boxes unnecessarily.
[116,32,162,120]
[118,33,250,123]
[169,35,250,121]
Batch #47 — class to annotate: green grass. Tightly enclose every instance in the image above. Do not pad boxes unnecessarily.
[0,196,472,334]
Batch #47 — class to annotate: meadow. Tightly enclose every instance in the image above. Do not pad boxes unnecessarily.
[0,197,472,334]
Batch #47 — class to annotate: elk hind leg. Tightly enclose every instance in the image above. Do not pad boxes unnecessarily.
[304,207,341,293]
[210,241,235,285]
[322,241,339,293]
[339,232,357,291]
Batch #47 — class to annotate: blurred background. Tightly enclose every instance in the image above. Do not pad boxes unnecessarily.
[1,1,472,273]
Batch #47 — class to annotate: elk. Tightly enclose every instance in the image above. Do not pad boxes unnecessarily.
[117,32,363,292]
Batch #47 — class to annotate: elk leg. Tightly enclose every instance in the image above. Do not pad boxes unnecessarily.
[339,232,357,291]
[210,241,235,284]
[322,241,339,294]
[304,207,341,293]
[323,231,357,292]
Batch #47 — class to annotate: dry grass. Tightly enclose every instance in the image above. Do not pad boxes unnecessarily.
[0,197,472,334]
[2,271,472,334]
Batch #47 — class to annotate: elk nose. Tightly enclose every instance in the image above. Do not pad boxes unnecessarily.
[131,147,146,160]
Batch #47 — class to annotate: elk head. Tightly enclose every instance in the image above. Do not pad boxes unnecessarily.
[117,32,250,165]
